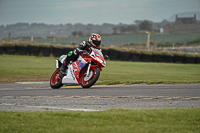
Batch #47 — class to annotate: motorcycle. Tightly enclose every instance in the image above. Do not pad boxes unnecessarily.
[50,47,108,89]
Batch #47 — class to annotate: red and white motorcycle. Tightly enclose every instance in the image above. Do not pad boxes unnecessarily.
[50,47,108,89]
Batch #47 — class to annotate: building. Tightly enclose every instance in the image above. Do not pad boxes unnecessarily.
[164,14,200,33]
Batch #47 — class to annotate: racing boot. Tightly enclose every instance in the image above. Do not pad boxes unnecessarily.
[60,60,68,75]
[60,51,78,75]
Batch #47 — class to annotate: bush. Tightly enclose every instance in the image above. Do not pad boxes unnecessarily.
[119,51,131,61]
[152,51,163,62]
[28,45,41,56]
[4,46,16,55]
[184,54,197,64]
[141,51,152,62]
[0,46,4,54]
[1,42,200,64]
[130,50,141,62]
[108,49,120,60]
[52,47,64,57]
[41,47,51,56]
[173,52,185,63]
[163,52,174,63]
[187,39,200,45]
[16,46,28,55]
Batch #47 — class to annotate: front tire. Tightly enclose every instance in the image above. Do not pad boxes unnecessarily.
[50,70,63,89]
[80,67,100,88]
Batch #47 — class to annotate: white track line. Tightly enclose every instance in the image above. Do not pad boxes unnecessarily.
[0,103,98,112]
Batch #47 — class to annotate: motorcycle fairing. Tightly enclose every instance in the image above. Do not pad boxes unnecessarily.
[72,56,88,83]
[62,55,87,85]
[90,48,105,67]
[62,65,78,84]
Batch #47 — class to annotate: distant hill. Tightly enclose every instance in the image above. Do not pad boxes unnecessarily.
[167,11,200,22]
[0,23,116,38]
[1,11,200,38]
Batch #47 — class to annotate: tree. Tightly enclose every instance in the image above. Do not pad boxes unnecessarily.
[112,26,118,34]
[71,31,77,37]
[112,24,138,34]
[71,31,83,37]
[127,25,137,33]
[139,20,152,31]
[119,26,127,34]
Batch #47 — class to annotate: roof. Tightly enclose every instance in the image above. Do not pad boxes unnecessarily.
[175,14,197,24]
[177,18,196,24]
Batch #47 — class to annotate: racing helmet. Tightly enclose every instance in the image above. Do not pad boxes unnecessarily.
[89,33,101,48]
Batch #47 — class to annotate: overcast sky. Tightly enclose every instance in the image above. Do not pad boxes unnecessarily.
[0,0,200,25]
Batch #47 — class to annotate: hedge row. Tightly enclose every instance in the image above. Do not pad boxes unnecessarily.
[103,49,200,64]
[0,45,200,64]
[0,45,74,57]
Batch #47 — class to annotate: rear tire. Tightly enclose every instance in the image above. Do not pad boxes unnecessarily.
[50,70,63,89]
[80,67,100,88]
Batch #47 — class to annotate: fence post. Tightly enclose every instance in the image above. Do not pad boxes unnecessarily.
[54,37,56,44]
[146,31,150,50]
[31,36,34,43]
[9,33,11,42]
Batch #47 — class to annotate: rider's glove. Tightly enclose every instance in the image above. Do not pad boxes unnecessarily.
[79,50,88,55]
[104,55,109,59]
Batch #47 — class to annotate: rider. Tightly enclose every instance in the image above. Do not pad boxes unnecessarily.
[60,33,102,75]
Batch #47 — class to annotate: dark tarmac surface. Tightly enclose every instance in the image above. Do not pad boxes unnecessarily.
[0,83,200,111]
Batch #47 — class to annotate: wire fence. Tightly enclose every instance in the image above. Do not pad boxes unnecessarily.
[1,32,200,53]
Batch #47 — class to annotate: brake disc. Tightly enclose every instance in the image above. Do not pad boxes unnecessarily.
[84,71,93,81]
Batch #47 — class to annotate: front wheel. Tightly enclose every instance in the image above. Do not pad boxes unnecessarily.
[50,69,63,89]
[80,67,100,88]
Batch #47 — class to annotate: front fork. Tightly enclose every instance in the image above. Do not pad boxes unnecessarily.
[86,61,91,77]
[83,61,94,82]
[56,59,64,78]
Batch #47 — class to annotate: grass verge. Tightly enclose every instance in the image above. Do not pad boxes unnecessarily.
[0,108,200,133]
[0,54,200,84]
[98,60,200,85]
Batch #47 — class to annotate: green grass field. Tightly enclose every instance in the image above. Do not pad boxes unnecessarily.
[0,54,200,84]
[0,108,200,133]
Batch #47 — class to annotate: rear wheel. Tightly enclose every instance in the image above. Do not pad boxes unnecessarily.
[50,70,63,89]
[80,67,100,88]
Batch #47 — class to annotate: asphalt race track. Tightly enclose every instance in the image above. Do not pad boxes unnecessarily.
[0,83,200,111]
